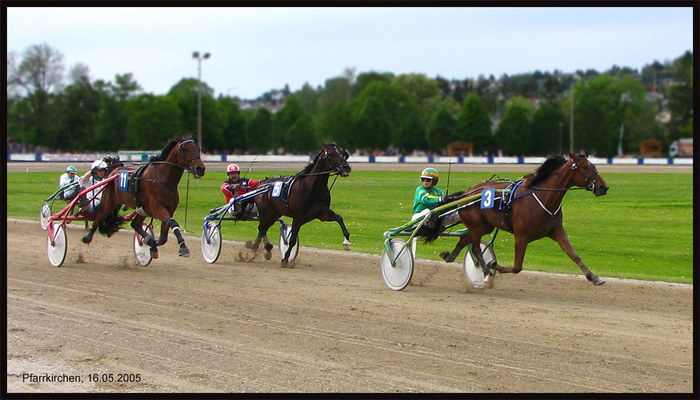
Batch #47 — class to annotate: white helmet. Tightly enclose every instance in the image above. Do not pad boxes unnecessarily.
[91,160,107,170]
[226,163,240,173]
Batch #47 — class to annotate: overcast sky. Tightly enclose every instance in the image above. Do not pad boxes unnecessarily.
[6,6,694,100]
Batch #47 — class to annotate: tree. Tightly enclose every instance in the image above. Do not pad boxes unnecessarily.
[530,103,566,155]
[55,64,101,151]
[94,73,142,151]
[125,94,183,149]
[216,96,246,153]
[666,51,693,141]
[167,78,220,152]
[495,96,534,156]
[284,115,317,153]
[454,92,493,154]
[246,107,274,153]
[319,102,355,150]
[426,107,456,152]
[351,71,393,98]
[6,43,65,147]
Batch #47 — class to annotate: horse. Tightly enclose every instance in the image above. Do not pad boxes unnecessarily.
[245,143,352,267]
[81,135,206,259]
[425,153,609,286]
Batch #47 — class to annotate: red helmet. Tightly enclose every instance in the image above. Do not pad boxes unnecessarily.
[226,163,240,173]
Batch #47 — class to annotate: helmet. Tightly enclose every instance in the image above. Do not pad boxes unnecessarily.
[66,166,77,173]
[226,163,240,173]
[420,167,439,184]
[91,160,107,171]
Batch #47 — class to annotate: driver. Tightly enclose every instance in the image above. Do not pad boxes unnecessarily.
[77,160,109,214]
[59,165,80,201]
[221,163,261,218]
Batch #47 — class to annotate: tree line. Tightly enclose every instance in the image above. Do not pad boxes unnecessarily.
[7,43,693,158]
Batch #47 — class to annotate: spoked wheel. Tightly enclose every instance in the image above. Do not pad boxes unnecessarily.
[47,223,67,267]
[278,223,299,263]
[40,202,52,230]
[463,240,497,289]
[201,221,222,264]
[133,224,155,266]
[380,238,414,291]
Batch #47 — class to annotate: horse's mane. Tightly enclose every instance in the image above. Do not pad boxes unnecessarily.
[524,155,567,187]
[297,146,331,175]
[149,136,189,162]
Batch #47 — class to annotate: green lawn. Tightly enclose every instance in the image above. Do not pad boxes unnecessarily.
[7,167,693,284]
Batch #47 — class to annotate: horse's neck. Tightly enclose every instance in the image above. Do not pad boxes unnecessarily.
[532,164,574,204]
[157,153,185,188]
[301,158,331,188]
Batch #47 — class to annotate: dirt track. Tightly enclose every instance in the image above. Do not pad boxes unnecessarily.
[6,217,693,393]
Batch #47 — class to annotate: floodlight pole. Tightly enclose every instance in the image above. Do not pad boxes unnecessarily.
[192,51,210,151]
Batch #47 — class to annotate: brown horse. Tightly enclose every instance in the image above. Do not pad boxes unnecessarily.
[246,143,352,266]
[430,153,608,285]
[82,136,206,258]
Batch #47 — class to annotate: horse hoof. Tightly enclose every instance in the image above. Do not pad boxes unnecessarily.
[81,236,90,244]
[245,241,254,250]
[150,250,159,259]
[342,239,352,251]
[280,260,293,268]
[264,251,272,260]
[484,271,496,289]
[592,276,605,286]
[178,248,190,257]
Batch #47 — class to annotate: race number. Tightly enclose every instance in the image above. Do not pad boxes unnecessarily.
[271,181,283,198]
[480,188,495,209]
[118,170,130,191]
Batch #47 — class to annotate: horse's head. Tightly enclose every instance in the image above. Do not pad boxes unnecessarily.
[569,153,608,196]
[176,137,206,178]
[322,143,351,177]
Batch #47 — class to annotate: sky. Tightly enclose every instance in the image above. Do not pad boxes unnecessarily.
[6,6,694,100]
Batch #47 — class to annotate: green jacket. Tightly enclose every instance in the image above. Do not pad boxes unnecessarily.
[413,185,444,213]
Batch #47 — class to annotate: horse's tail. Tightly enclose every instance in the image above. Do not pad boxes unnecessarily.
[98,206,125,237]
[415,213,442,244]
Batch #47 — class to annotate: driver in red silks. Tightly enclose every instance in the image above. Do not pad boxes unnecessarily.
[221,163,261,218]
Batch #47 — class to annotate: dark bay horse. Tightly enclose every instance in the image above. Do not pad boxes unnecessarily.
[82,136,206,258]
[430,153,608,285]
[246,143,352,266]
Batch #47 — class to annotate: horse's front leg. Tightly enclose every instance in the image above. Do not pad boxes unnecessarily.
[319,208,351,250]
[166,218,189,257]
[549,224,605,285]
[495,236,528,275]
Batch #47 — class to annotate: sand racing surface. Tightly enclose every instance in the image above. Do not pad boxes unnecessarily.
[5,216,692,394]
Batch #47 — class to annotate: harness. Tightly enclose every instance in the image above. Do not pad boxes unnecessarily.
[498,179,562,232]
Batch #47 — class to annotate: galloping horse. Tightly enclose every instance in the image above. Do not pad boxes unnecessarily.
[82,135,206,258]
[429,153,608,285]
[246,143,352,266]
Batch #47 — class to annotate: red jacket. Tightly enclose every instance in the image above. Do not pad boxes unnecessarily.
[221,178,261,203]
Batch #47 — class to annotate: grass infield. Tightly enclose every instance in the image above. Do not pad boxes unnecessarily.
[8,168,692,284]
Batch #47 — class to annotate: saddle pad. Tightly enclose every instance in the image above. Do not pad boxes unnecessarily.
[271,181,283,198]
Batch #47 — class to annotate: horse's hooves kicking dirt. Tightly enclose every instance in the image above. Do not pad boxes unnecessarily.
[264,251,272,260]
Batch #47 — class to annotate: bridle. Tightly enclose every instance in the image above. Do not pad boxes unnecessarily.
[298,145,350,177]
[176,139,202,175]
[570,155,601,193]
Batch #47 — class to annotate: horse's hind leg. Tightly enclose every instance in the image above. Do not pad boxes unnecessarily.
[549,224,605,285]
[319,208,351,250]
[440,235,469,263]
[131,216,158,258]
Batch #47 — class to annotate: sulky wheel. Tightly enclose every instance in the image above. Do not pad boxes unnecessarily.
[133,224,155,266]
[380,238,414,291]
[278,223,299,263]
[463,240,497,289]
[40,202,52,231]
[201,221,222,264]
[47,223,67,267]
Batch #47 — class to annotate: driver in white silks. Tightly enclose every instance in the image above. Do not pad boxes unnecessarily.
[77,160,108,214]
[410,167,464,258]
